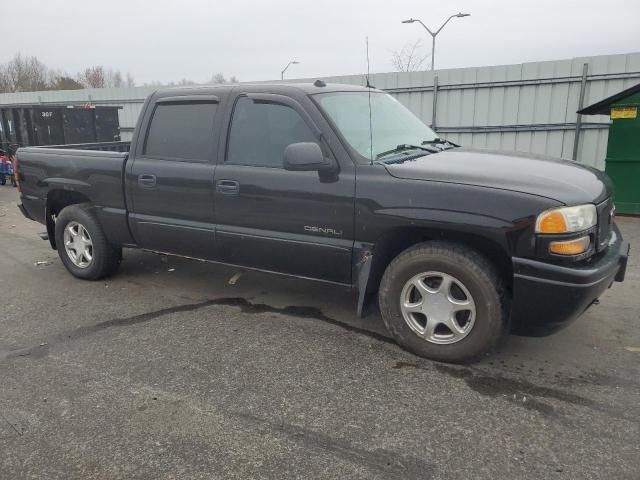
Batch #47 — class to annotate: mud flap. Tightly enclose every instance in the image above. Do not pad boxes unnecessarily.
[45,205,56,250]
[355,247,374,317]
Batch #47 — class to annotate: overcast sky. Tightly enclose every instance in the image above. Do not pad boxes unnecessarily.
[4,0,639,84]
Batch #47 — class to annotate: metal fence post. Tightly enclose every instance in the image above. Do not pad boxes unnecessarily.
[572,62,589,161]
[0,109,11,145]
[432,75,439,131]
[0,109,5,145]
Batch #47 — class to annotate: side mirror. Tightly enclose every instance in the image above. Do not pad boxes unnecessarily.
[283,142,333,172]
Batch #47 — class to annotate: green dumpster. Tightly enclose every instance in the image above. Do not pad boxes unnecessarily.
[579,84,640,215]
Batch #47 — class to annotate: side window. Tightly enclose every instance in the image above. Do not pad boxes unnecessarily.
[226,97,317,167]
[144,102,218,161]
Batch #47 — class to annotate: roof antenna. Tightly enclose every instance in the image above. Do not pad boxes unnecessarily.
[365,37,373,89]
[366,36,374,165]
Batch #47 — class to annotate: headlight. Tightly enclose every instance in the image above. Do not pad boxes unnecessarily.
[535,204,597,234]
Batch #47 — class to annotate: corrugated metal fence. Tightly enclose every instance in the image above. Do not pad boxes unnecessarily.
[1,52,639,169]
[303,52,640,169]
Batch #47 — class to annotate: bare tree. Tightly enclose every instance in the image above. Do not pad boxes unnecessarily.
[148,78,197,87]
[0,69,11,93]
[0,54,49,92]
[125,72,135,87]
[0,54,138,92]
[78,66,128,88]
[391,39,430,72]
[78,66,106,88]
[170,78,197,86]
[208,73,239,84]
[49,73,84,90]
[210,72,227,84]
[106,69,123,88]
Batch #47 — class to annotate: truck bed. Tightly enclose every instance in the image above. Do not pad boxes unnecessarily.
[16,144,130,232]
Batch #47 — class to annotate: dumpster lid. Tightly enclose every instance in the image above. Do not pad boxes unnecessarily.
[0,103,122,109]
[578,82,640,115]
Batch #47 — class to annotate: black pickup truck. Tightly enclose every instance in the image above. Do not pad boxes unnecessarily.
[16,82,629,362]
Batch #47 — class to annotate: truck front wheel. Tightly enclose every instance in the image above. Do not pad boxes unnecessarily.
[378,241,507,363]
[54,204,122,280]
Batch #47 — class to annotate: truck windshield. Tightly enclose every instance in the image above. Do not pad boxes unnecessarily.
[315,91,439,162]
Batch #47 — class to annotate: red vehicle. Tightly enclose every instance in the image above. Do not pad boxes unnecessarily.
[0,145,17,187]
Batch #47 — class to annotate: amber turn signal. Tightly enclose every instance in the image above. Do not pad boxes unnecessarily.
[537,211,568,234]
[549,236,590,255]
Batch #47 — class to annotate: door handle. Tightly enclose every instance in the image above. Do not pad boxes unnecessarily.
[138,174,157,188]
[216,179,240,195]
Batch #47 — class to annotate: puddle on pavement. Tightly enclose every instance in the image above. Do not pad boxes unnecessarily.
[0,296,393,363]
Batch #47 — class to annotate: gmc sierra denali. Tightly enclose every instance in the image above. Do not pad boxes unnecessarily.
[16,82,629,362]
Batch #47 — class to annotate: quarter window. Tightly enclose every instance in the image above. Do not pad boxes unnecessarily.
[226,97,317,167]
[144,102,218,161]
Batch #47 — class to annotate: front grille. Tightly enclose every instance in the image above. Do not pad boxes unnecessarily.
[596,198,613,252]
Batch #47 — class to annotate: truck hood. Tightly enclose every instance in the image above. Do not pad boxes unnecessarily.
[381,148,612,205]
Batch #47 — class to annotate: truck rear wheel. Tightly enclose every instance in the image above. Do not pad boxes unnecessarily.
[378,241,506,363]
[55,204,122,280]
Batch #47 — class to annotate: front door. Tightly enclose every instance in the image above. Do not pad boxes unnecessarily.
[128,98,220,259]
[213,93,355,284]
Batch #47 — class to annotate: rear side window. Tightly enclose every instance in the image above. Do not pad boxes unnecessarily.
[144,102,218,161]
[226,97,317,168]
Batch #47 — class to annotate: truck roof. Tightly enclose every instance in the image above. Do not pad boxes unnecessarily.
[152,82,381,97]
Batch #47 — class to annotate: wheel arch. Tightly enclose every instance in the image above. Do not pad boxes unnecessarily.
[356,226,513,316]
[45,190,92,249]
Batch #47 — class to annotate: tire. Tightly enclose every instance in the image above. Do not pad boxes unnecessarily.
[55,204,122,280]
[378,241,507,363]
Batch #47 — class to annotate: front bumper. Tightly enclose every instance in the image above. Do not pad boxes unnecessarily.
[511,224,629,336]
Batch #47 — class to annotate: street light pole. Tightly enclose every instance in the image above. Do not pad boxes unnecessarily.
[401,13,470,71]
[281,60,300,80]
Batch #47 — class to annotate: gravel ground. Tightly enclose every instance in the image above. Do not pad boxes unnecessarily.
[1,186,638,479]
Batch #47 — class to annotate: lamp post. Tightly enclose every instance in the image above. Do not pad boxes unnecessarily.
[401,13,470,71]
[281,60,300,80]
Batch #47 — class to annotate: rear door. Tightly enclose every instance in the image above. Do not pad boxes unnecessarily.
[212,92,355,284]
[127,95,222,259]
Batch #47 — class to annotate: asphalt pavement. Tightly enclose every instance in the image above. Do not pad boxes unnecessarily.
[0,186,639,479]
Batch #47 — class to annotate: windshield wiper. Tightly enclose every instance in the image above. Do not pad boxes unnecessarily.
[375,144,437,160]
[421,138,458,150]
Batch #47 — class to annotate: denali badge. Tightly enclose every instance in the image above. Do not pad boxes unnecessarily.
[304,225,343,236]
